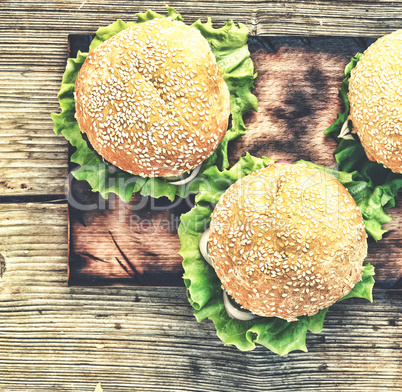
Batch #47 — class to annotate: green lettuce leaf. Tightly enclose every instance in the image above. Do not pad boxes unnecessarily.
[340,263,375,302]
[178,154,375,354]
[51,6,257,201]
[324,54,402,240]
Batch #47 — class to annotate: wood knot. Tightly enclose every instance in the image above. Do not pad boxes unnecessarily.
[388,319,397,327]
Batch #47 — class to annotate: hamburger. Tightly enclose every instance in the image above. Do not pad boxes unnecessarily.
[324,31,402,242]
[347,30,402,174]
[207,163,367,321]
[179,154,375,353]
[74,17,231,178]
[52,7,257,201]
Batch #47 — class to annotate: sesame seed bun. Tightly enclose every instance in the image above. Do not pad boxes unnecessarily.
[208,163,367,321]
[74,18,231,177]
[348,30,402,174]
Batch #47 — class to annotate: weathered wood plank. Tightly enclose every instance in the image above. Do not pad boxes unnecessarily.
[0,287,400,391]
[0,203,69,289]
[0,201,400,391]
[3,0,402,37]
[2,1,402,196]
[0,73,68,195]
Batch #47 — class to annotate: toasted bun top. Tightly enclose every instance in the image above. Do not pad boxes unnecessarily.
[75,18,231,177]
[348,30,402,174]
[208,163,367,321]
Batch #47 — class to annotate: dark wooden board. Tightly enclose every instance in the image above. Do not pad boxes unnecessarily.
[68,35,401,289]
[69,181,191,286]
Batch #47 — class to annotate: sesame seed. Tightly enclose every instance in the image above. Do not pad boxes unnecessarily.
[76,18,230,177]
[208,163,367,321]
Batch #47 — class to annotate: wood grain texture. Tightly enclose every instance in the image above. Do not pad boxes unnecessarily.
[0,204,401,392]
[0,202,69,288]
[69,183,189,286]
[2,0,402,195]
[69,182,402,289]
[3,0,402,38]
[0,2,402,391]
[0,74,68,195]
[0,290,400,392]
[230,36,375,166]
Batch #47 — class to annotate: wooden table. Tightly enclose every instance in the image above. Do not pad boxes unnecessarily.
[1,1,401,391]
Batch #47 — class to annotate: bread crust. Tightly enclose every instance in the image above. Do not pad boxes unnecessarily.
[75,18,231,177]
[348,30,402,174]
[208,163,367,321]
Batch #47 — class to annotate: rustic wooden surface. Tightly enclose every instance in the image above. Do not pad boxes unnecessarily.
[1,1,402,391]
[0,202,401,392]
